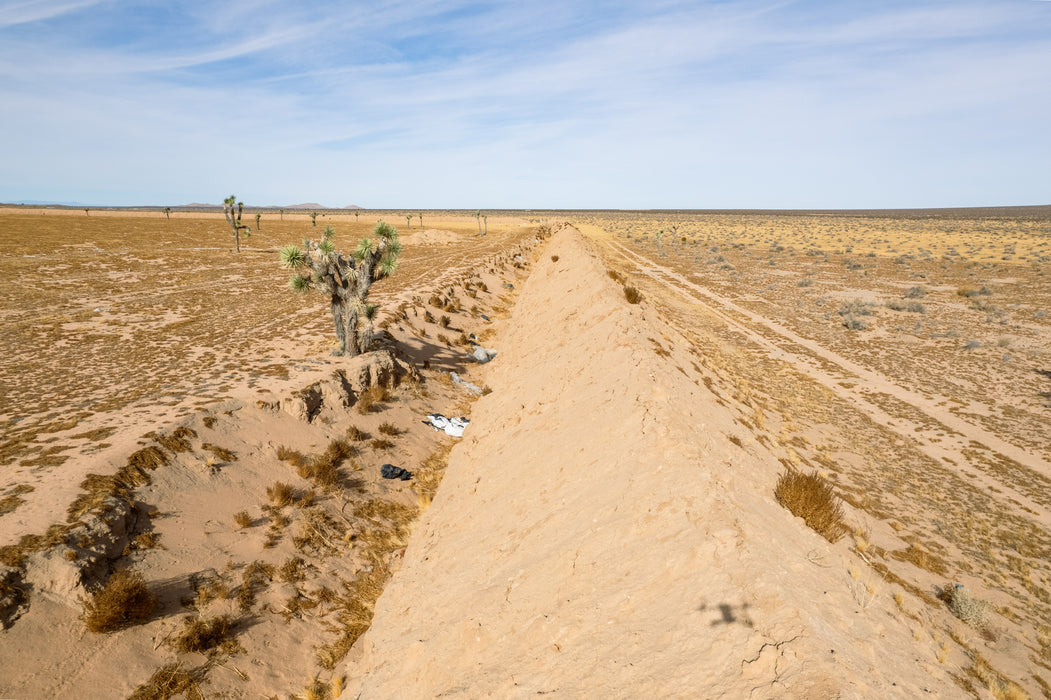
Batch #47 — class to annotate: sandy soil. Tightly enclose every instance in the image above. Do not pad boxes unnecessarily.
[2,207,1049,698]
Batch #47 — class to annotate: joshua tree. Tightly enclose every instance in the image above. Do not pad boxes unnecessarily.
[483,215,488,236]
[84,208,90,216]
[223,195,249,253]
[163,207,171,220]
[417,212,423,228]
[280,208,285,221]
[255,212,262,230]
[280,222,401,357]
[310,211,318,227]
[354,211,359,222]
[655,229,665,256]
[475,210,482,235]
[405,214,413,230]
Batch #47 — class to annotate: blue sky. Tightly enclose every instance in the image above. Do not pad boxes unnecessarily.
[1,0,1049,208]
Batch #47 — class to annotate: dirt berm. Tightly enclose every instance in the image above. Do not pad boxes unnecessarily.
[343,226,956,697]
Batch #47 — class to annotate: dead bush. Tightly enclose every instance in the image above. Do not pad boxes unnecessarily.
[170,614,240,655]
[356,385,390,414]
[774,470,846,543]
[623,285,642,304]
[128,663,205,700]
[233,511,252,528]
[83,570,155,633]
[267,482,295,507]
[378,422,401,436]
[345,425,370,441]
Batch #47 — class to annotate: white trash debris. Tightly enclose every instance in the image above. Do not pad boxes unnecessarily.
[426,413,470,437]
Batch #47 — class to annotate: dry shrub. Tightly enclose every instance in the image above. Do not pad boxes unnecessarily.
[301,676,332,700]
[301,440,353,491]
[156,427,197,454]
[608,269,624,283]
[356,385,390,414]
[170,614,240,655]
[345,425,369,441]
[551,255,559,262]
[83,570,155,633]
[201,443,236,462]
[0,494,25,515]
[369,438,394,451]
[267,482,295,507]
[774,470,846,543]
[623,285,642,304]
[293,507,347,554]
[439,314,451,328]
[233,511,252,528]
[378,422,401,436]
[237,561,273,612]
[134,532,159,549]
[128,663,205,700]
[202,416,217,429]
[279,556,308,583]
[941,584,991,631]
[276,445,308,468]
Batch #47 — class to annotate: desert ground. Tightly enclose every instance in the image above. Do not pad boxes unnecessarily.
[1,206,1049,698]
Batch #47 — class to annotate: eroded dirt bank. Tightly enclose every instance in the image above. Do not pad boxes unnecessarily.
[344,226,956,697]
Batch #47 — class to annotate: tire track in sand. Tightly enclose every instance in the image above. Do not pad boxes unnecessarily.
[605,238,1051,523]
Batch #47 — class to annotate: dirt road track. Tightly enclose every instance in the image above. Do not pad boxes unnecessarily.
[603,237,1051,522]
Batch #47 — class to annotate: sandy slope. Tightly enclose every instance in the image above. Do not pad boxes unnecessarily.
[344,226,956,697]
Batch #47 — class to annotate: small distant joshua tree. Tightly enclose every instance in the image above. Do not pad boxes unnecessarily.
[655,228,665,256]
[475,210,482,235]
[223,195,249,253]
[417,212,423,228]
[406,214,413,230]
[483,215,488,236]
[354,211,359,222]
[84,208,90,216]
[280,208,285,221]
[280,222,402,357]
[255,212,261,230]
[163,207,171,220]
[310,211,318,227]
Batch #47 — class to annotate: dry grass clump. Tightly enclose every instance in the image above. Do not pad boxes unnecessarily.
[377,422,401,436]
[414,445,453,510]
[315,564,390,670]
[156,426,197,454]
[551,255,560,262]
[134,532,160,549]
[623,285,642,304]
[356,385,390,414]
[128,662,205,700]
[0,494,26,516]
[170,614,241,655]
[774,469,847,543]
[267,482,296,507]
[237,560,273,612]
[276,445,308,468]
[233,511,252,528]
[369,438,394,451]
[296,439,354,491]
[293,507,347,554]
[201,443,236,462]
[279,556,308,583]
[345,425,370,441]
[890,543,948,576]
[83,569,155,633]
[957,285,992,298]
[968,652,1027,700]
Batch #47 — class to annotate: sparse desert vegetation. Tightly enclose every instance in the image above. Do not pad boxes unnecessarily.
[3,206,1050,698]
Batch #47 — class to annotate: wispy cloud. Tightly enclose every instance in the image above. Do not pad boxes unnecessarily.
[1,0,1049,207]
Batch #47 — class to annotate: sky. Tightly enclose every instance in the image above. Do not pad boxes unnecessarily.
[0,0,1049,209]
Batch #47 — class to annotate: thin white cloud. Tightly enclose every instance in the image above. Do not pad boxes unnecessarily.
[0,0,101,28]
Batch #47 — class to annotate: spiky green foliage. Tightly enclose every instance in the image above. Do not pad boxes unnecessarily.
[280,221,401,356]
